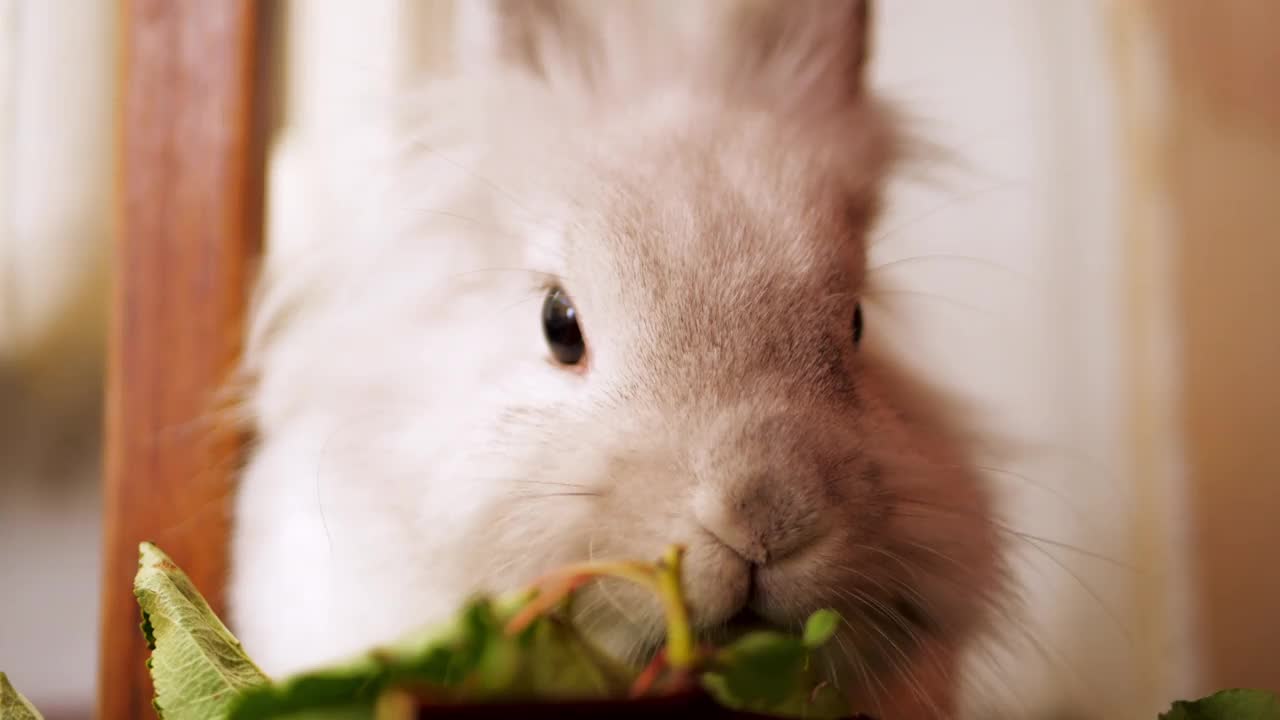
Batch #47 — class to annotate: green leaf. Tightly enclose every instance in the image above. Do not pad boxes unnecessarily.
[702,625,851,720]
[802,610,841,649]
[229,597,632,720]
[0,674,43,720]
[135,542,270,720]
[702,630,846,719]
[715,631,808,705]
[1160,689,1280,720]
[513,615,634,699]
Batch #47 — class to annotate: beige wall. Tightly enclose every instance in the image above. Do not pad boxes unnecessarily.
[1152,1,1280,695]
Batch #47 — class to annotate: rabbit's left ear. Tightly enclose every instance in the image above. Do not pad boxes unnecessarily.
[452,0,601,84]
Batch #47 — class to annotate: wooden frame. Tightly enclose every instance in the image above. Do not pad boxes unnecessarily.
[98,1,271,717]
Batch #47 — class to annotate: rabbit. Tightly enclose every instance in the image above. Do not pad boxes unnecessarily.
[228,1,1005,717]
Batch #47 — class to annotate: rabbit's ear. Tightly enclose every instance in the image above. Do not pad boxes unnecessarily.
[710,0,873,118]
[453,1,876,117]
[453,0,601,84]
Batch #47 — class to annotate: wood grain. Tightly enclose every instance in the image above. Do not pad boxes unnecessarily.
[98,1,270,717]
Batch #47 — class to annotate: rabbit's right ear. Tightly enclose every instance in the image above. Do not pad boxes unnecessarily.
[711,0,873,120]
[453,0,599,84]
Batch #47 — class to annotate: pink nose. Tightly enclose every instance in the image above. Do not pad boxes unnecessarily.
[694,492,769,564]
[692,483,822,566]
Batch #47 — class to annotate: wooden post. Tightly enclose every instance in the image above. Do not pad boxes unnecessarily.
[98,1,270,717]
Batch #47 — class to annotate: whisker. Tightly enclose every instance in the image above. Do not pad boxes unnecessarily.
[968,463,1091,522]
[864,288,996,317]
[891,497,1136,571]
[512,491,603,499]
[838,553,939,624]
[832,537,1079,716]
[404,143,538,219]
[1007,530,1140,573]
[870,178,1029,250]
[986,608,1097,711]
[867,253,1020,277]
[443,265,565,283]
[586,533,645,628]
[510,479,594,489]
[399,208,517,236]
[494,291,543,318]
[840,608,938,718]
[309,407,407,562]
[847,533,1099,712]
[837,631,886,719]
[891,503,1137,645]
[399,139,588,240]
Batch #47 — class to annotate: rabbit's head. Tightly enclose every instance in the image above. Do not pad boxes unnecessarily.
[231,2,1002,715]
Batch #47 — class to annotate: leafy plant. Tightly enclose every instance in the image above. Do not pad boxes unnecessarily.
[7,543,1273,720]
[134,542,852,720]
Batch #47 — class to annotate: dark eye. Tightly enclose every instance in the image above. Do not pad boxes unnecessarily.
[542,287,585,366]
[851,303,864,346]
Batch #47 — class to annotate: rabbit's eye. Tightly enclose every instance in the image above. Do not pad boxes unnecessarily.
[851,303,864,346]
[542,287,585,366]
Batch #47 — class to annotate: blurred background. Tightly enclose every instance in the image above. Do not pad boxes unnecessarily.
[1,1,1276,718]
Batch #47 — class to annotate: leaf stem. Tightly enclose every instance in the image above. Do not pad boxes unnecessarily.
[629,648,668,697]
[503,546,695,676]
[654,545,694,670]
[505,560,658,635]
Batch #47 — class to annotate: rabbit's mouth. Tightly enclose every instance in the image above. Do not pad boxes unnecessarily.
[705,607,779,644]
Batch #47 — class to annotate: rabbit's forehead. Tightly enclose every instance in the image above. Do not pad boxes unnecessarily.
[520,92,883,296]
[554,159,866,398]
[581,146,869,312]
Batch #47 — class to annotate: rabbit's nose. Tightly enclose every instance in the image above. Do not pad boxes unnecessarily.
[695,492,770,565]
[692,481,822,566]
